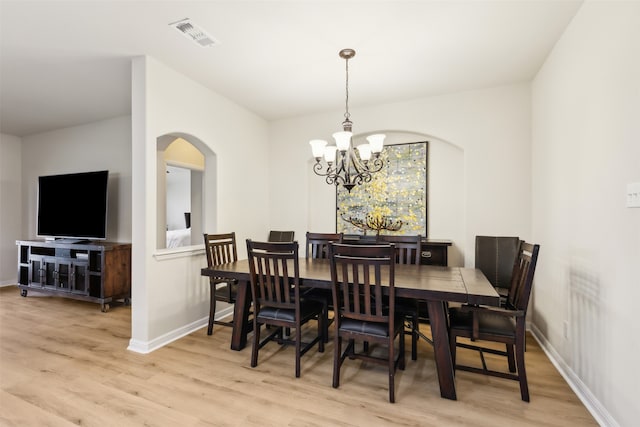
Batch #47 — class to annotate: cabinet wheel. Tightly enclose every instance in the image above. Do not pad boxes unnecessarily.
[124,297,131,305]
[20,289,28,297]
[101,303,110,313]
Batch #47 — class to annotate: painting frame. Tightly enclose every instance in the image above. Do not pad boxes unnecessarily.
[336,141,428,237]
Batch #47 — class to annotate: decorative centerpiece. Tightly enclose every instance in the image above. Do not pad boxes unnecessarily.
[341,211,403,237]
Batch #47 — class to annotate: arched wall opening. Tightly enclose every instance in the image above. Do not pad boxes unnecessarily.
[156,133,217,251]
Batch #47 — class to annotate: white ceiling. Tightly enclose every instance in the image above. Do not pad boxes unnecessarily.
[0,0,583,137]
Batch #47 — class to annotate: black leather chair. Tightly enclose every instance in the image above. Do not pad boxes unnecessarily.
[475,235,522,305]
[268,230,295,242]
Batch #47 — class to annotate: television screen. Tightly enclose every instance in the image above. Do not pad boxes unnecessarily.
[37,170,109,241]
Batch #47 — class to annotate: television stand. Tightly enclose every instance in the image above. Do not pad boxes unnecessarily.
[53,238,90,244]
[16,240,131,312]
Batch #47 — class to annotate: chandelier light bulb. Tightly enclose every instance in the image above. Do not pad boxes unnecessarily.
[323,145,337,163]
[309,139,328,158]
[332,131,352,151]
[366,134,386,153]
[356,144,372,161]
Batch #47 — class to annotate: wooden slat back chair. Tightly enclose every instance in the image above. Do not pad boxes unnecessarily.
[449,242,540,401]
[378,234,424,360]
[304,232,344,340]
[328,243,406,403]
[378,234,421,264]
[268,230,295,242]
[305,232,343,259]
[246,240,326,378]
[203,232,239,335]
[475,236,522,305]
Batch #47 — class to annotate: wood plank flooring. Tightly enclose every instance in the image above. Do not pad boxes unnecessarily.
[0,286,597,426]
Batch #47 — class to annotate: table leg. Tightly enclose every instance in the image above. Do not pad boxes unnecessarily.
[230,279,251,351]
[427,300,457,400]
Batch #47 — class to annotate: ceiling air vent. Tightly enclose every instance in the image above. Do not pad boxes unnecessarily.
[169,18,219,48]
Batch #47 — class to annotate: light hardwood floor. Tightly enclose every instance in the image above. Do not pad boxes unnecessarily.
[0,285,597,426]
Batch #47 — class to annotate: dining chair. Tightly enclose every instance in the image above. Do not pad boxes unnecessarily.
[267,230,295,242]
[203,232,239,335]
[246,239,326,378]
[475,235,522,305]
[303,232,344,341]
[328,243,405,403]
[378,234,424,360]
[305,232,343,258]
[449,241,540,401]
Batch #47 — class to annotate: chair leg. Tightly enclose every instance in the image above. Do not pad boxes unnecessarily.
[516,330,530,402]
[411,314,418,361]
[389,334,395,403]
[506,344,516,373]
[326,310,330,347]
[333,335,342,388]
[317,310,325,353]
[399,328,406,371]
[207,284,217,335]
[295,325,301,378]
[321,299,330,343]
[516,346,529,401]
[251,320,261,368]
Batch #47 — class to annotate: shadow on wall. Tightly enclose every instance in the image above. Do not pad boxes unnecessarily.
[569,260,603,395]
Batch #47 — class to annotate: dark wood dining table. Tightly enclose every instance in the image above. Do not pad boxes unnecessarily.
[201,258,499,400]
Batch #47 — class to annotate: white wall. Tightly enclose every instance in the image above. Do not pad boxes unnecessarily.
[269,84,532,266]
[19,116,132,243]
[531,2,640,426]
[0,133,22,284]
[129,56,270,352]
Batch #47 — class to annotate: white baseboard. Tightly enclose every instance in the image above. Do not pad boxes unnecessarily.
[127,306,234,354]
[0,281,17,287]
[529,324,618,427]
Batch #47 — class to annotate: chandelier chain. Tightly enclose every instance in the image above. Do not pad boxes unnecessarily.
[344,55,350,123]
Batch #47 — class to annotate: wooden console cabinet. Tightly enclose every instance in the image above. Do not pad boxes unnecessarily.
[420,239,452,266]
[16,240,131,312]
[343,235,452,267]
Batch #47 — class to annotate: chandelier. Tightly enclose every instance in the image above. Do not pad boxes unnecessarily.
[309,49,386,192]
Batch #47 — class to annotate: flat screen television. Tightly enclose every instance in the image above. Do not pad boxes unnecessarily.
[37,170,109,241]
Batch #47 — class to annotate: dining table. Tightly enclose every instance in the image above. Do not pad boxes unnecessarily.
[201,258,499,400]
